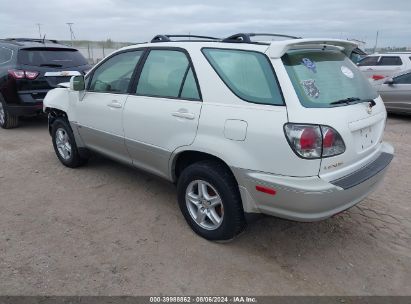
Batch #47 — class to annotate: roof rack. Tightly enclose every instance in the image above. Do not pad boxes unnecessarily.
[222,33,301,44]
[4,38,59,44]
[151,34,221,43]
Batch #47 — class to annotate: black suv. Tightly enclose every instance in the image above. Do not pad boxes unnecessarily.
[0,38,90,129]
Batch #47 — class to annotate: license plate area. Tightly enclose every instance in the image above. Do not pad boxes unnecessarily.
[358,126,375,151]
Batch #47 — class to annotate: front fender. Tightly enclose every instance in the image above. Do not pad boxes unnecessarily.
[43,88,82,123]
[43,88,71,113]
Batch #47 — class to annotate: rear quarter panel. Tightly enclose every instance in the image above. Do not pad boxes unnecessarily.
[183,49,321,177]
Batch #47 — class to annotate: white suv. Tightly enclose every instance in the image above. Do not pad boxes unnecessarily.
[357,52,411,80]
[43,33,394,241]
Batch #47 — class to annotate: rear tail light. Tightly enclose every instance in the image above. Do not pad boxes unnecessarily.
[284,124,346,159]
[321,126,345,157]
[8,69,39,80]
[24,71,39,80]
[8,69,25,79]
[372,74,385,81]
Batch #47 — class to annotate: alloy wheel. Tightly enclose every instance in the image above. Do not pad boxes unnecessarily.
[185,180,224,230]
[0,102,5,125]
[55,128,72,160]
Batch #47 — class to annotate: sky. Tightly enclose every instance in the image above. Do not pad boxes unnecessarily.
[0,0,410,48]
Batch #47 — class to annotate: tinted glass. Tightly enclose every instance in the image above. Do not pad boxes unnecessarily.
[0,47,13,64]
[357,56,379,66]
[89,50,143,93]
[203,49,284,105]
[379,56,402,66]
[18,48,88,68]
[181,68,200,100]
[136,50,190,98]
[394,72,411,84]
[283,50,378,108]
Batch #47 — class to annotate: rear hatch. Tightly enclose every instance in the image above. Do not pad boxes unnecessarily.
[279,45,386,181]
[16,47,90,99]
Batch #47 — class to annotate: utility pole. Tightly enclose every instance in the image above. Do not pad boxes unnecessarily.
[66,23,76,46]
[373,31,379,54]
[36,23,42,39]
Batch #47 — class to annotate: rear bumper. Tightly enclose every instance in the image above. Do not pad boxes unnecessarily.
[7,103,43,116]
[5,90,48,116]
[233,142,394,221]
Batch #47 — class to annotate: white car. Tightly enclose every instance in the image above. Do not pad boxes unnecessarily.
[357,52,411,80]
[43,33,394,241]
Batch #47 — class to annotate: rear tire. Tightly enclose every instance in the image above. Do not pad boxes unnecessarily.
[177,160,246,241]
[0,98,19,129]
[51,118,88,168]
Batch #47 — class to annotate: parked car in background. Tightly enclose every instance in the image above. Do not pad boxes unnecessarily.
[373,69,411,115]
[0,38,90,129]
[357,52,411,81]
[43,33,394,241]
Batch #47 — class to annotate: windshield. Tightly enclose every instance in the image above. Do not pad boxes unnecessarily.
[18,48,88,68]
[282,49,378,108]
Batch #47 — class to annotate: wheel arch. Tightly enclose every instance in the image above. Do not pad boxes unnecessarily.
[170,149,238,185]
[44,107,69,135]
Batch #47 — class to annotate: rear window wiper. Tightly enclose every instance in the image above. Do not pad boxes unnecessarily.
[330,97,376,107]
[40,63,63,67]
[330,97,361,105]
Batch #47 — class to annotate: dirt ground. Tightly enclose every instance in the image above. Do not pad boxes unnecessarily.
[0,115,410,296]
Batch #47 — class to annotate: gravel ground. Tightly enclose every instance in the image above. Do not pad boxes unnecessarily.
[0,115,410,296]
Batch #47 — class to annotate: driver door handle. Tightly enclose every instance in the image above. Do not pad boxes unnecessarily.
[172,111,195,120]
[107,100,122,109]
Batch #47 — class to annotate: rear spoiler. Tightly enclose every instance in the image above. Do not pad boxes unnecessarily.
[266,39,358,58]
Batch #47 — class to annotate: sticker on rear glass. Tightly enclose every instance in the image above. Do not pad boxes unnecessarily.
[301,79,320,99]
[301,58,317,73]
[341,66,354,78]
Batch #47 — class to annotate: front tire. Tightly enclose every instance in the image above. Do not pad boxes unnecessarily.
[51,118,87,168]
[177,160,246,241]
[0,98,19,129]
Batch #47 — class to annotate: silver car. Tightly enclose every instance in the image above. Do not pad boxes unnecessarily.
[375,70,411,114]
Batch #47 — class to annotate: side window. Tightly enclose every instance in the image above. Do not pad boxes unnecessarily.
[0,47,13,65]
[394,72,411,84]
[202,48,284,105]
[357,56,379,66]
[180,68,200,100]
[379,56,402,66]
[136,50,200,100]
[89,50,143,93]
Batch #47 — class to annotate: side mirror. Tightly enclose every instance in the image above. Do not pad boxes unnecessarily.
[384,78,395,85]
[70,75,85,91]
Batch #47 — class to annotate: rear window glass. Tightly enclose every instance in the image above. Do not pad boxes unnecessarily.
[357,56,379,66]
[202,48,284,105]
[18,48,88,68]
[0,47,13,64]
[282,50,378,108]
[379,56,402,66]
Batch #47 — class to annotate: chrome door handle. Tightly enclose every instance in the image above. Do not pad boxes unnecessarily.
[172,111,195,120]
[108,100,122,109]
